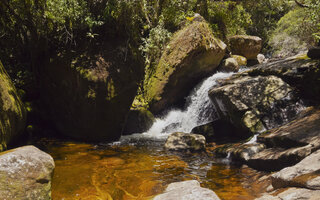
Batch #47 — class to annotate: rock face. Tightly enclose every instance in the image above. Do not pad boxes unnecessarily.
[0,60,26,151]
[153,180,221,200]
[122,108,155,135]
[165,132,206,151]
[209,75,303,135]
[228,35,262,60]
[271,149,320,190]
[145,19,226,114]
[219,58,239,72]
[248,57,320,102]
[0,145,55,200]
[39,40,144,142]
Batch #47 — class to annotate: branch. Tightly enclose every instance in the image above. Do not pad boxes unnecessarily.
[294,0,309,8]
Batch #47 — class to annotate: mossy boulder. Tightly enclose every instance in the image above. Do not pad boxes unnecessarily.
[209,75,303,135]
[0,145,55,200]
[39,40,144,142]
[231,55,247,66]
[0,60,26,151]
[145,19,226,114]
[122,108,155,135]
[228,35,262,60]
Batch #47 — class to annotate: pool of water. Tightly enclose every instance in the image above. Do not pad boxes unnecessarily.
[36,138,269,200]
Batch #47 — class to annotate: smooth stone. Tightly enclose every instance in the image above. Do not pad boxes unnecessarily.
[165,132,206,151]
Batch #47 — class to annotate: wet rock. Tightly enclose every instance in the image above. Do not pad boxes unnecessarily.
[0,60,26,151]
[122,108,155,135]
[271,149,320,190]
[256,188,320,200]
[209,75,303,135]
[39,39,144,142]
[307,47,320,59]
[228,35,262,60]
[248,58,320,102]
[231,55,247,66]
[245,108,320,171]
[153,180,221,200]
[145,17,226,114]
[191,119,247,143]
[165,132,206,151]
[220,58,239,72]
[0,145,55,200]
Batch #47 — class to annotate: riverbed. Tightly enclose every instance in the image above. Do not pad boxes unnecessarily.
[36,138,269,200]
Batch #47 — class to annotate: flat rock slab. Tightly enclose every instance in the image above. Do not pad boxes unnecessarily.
[271,149,320,190]
[153,180,220,200]
[256,188,320,200]
[0,145,55,200]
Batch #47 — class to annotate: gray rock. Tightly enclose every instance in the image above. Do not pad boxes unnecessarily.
[256,188,320,200]
[165,132,206,151]
[228,35,262,59]
[0,145,55,200]
[209,75,303,135]
[153,180,220,200]
[271,149,320,190]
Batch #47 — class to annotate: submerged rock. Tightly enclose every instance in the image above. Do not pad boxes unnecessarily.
[228,35,262,60]
[165,132,206,151]
[153,180,221,200]
[0,145,55,200]
[0,60,26,151]
[145,17,226,114]
[209,75,303,135]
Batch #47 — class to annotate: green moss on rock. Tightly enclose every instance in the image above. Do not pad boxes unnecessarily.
[0,60,26,151]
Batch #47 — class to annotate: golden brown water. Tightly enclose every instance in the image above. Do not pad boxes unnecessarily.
[37,139,269,200]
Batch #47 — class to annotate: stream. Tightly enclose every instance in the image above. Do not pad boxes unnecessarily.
[37,69,269,200]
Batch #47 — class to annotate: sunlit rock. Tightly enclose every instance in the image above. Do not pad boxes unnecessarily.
[0,145,55,200]
[165,132,206,151]
[153,180,221,200]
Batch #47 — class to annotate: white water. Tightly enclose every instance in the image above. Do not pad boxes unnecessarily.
[144,71,235,138]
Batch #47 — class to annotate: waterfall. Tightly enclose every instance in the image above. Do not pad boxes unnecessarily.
[144,71,236,138]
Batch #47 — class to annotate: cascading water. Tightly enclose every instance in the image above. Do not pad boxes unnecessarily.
[144,71,236,138]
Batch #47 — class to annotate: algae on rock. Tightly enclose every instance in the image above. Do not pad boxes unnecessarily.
[0,60,26,151]
[144,19,226,114]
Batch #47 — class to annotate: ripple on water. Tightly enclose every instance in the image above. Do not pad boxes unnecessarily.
[36,139,269,200]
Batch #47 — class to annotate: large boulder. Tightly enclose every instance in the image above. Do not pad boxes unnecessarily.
[256,188,320,200]
[153,180,221,200]
[248,57,320,102]
[165,132,206,151]
[122,108,155,135]
[39,40,144,142]
[209,75,303,135]
[0,60,26,151]
[0,145,55,200]
[228,35,262,60]
[145,19,226,114]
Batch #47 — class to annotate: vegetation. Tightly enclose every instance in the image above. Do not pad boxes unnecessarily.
[0,0,319,92]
